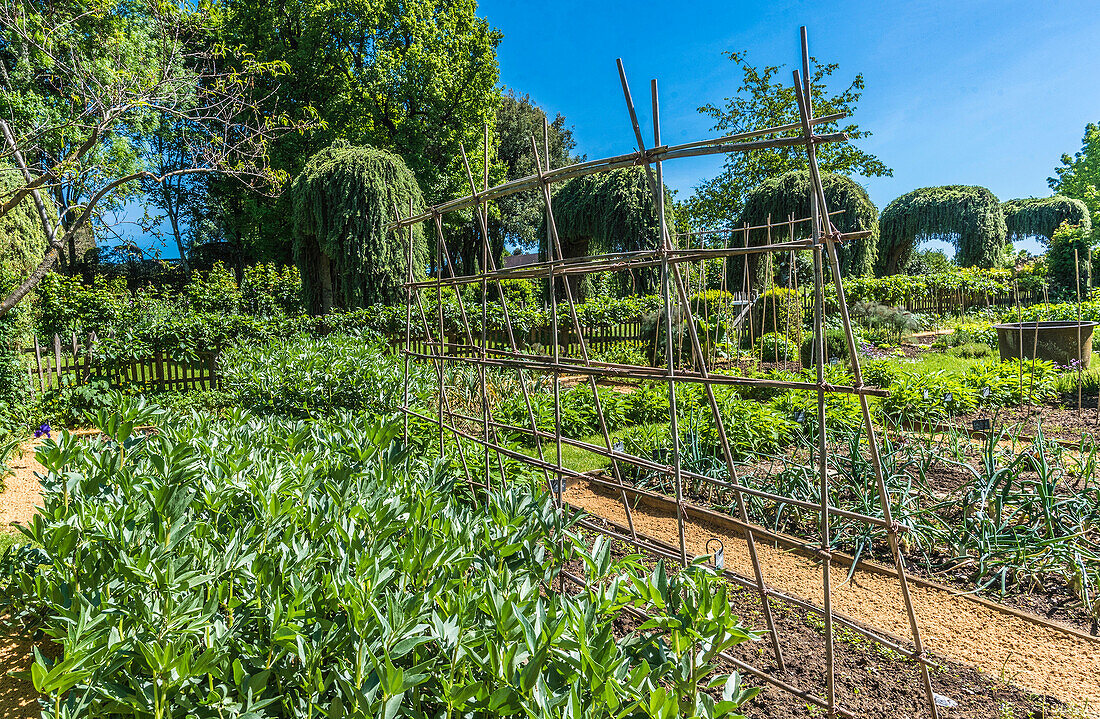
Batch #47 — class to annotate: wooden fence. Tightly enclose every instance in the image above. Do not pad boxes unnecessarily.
[24,332,219,395]
[405,317,651,358]
[804,288,1044,316]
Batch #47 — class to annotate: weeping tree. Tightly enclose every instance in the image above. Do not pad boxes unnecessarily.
[540,167,675,299]
[877,185,1006,276]
[0,167,50,279]
[290,144,426,314]
[1002,196,1091,246]
[733,170,878,289]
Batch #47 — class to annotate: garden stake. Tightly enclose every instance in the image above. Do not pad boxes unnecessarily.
[619,59,787,670]
[794,53,939,718]
[390,34,947,716]
[1077,248,1084,414]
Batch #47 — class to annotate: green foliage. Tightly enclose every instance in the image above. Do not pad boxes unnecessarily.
[754,333,799,362]
[1,407,756,717]
[290,143,427,313]
[877,185,1007,275]
[491,91,582,254]
[541,167,674,297]
[754,287,804,346]
[184,262,243,314]
[219,335,426,417]
[850,301,920,344]
[0,167,50,278]
[591,341,649,367]
[736,170,879,279]
[880,372,978,424]
[839,264,1046,308]
[240,263,304,316]
[215,0,502,258]
[905,248,954,275]
[1002,196,1091,245]
[1049,122,1100,228]
[689,50,890,228]
[1046,222,1094,297]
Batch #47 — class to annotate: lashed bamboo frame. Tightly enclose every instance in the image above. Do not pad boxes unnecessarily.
[398,27,940,719]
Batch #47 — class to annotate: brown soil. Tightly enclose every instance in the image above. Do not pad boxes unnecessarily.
[951,402,1100,445]
[0,442,43,529]
[563,479,1100,713]
[0,442,44,716]
[571,520,1057,719]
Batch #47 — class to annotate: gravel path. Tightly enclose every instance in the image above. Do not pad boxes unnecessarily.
[564,480,1100,713]
[0,442,44,718]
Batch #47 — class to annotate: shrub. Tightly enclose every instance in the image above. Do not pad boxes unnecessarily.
[219,334,426,417]
[755,333,799,362]
[753,287,803,346]
[185,261,242,314]
[880,372,977,424]
[964,359,1059,406]
[1046,221,1093,298]
[591,340,648,367]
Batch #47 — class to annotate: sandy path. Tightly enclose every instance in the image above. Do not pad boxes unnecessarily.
[0,441,44,717]
[0,443,43,530]
[564,481,1100,711]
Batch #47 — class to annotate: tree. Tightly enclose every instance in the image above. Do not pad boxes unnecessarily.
[214,0,502,265]
[736,170,878,284]
[1002,196,1091,247]
[490,91,581,256]
[289,143,426,314]
[1049,122,1100,228]
[689,50,890,229]
[541,167,674,298]
[1046,221,1092,298]
[0,0,291,317]
[877,186,1006,275]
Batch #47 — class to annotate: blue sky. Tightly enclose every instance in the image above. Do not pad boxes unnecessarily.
[130,0,1100,259]
[478,0,1100,253]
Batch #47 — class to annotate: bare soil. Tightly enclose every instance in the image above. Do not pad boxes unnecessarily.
[0,441,44,717]
[563,479,1100,713]
[570,519,1060,719]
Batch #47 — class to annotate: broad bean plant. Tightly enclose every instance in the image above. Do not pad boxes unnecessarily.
[1,402,759,718]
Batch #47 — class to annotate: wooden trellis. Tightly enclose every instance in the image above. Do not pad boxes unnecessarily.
[398,28,941,719]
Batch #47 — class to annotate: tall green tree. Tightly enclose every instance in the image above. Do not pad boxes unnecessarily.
[212,0,502,265]
[0,0,289,316]
[688,51,890,229]
[489,91,581,256]
[1049,122,1100,230]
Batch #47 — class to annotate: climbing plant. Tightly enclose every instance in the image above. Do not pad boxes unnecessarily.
[540,167,676,297]
[877,185,1006,276]
[1002,196,1091,245]
[289,143,426,314]
[734,170,878,288]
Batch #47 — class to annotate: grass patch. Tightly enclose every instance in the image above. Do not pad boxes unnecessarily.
[514,423,666,474]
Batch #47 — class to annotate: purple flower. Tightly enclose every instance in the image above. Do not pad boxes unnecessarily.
[34,423,51,439]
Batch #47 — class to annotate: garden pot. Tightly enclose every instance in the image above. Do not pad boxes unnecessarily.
[993,321,1098,368]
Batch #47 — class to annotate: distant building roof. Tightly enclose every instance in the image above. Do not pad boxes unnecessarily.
[503,252,538,269]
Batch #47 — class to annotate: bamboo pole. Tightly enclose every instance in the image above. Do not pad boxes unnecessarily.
[618,59,786,669]
[1076,248,1083,414]
[794,47,938,718]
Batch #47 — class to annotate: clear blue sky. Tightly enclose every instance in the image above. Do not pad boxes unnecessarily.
[479,0,1100,254]
[129,0,1100,259]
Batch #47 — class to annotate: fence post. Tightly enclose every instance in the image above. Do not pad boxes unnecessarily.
[52,333,62,390]
[155,350,165,392]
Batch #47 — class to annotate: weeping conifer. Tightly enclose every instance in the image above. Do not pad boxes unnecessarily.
[539,167,675,298]
[734,170,878,288]
[0,166,50,278]
[1002,196,1091,245]
[289,143,426,314]
[877,185,1006,276]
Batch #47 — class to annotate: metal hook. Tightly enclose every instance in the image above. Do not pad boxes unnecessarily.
[706,538,725,571]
